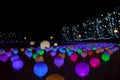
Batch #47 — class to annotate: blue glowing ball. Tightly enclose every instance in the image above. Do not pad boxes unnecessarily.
[33,62,48,78]
[12,58,24,71]
[12,49,18,55]
[10,55,20,62]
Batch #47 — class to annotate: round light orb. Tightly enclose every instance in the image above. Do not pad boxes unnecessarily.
[12,48,18,55]
[30,41,35,46]
[70,53,78,62]
[50,51,56,57]
[40,40,50,49]
[81,52,87,58]
[75,62,90,78]
[89,57,100,68]
[12,58,24,71]
[101,53,110,62]
[0,48,6,55]
[10,55,20,62]
[25,50,33,58]
[58,53,66,59]
[0,54,9,62]
[35,56,44,62]
[54,56,64,68]
[54,42,58,46]
[33,62,48,78]
[87,50,93,56]
[46,74,65,80]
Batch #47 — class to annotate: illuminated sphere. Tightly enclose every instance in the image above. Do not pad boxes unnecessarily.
[30,41,35,46]
[12,49,18,55]
[33,62,48,78]
[87,50,93,56]
[89,57,100,68]
[25,50,33,58]
[101,53,110,62]
[75,62,90,78]
[50,51,56,57]
[81,52,87,58]
[54,56,64,68]
[40,40,50,49]
[70,53,78,62]
[10,55,20,62]
[35,56,44,62]
[0,48,6,55]
[12,58,24,71]
[0,54,9,62]
[46,74,65,80]
[58,53,66,59]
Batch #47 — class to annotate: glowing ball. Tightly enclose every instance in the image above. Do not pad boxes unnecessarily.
[10,48,14,52]
[30,41,35,46]
[33,62,48,78]
[45,47,51,52]
[32,53,39,60]
[0,48,6,55]
[12,48,18,55]
[92,47,97,51]
[67,50,73,56]
[101,53,110,62]
[20,48,25,52]
[12,58,24,71]
[40,40,50,49]
[35,56,44,62]
[89,57,100,68]
[70,53,78,62]
[75,62,90,78]
[107,50,113,55]
[6,51,12,58]
[87,50,93,56]
[0,54,9,62]
[77,49,82,55]
[25,50,33,58]
[38,49,44,56]
[58,53,66,59]
[54,42,58,46]
[10,55,20,62]
[81,52,87,58]
[99,48,104,53]
[50,51,56,57]
[54,56,64,68]
[46,74,65,80]
[59,48,66,54]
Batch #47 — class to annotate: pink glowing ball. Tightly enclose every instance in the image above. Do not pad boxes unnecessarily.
[89,57,100,68]
[70,53,78,62]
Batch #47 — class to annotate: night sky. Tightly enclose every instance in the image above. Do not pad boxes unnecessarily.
[2,0,119,41]
[28,0,119,40]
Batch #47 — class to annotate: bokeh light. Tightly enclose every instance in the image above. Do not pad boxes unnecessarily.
[75,62,90,78]
[33,62,48,78]
[89,57,100,68]
[46,74,65,80]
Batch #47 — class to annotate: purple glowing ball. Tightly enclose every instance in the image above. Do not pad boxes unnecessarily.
[75,62,90,78]
[12,58,24,71]
[89,57,100,68]
[50,51,56,57]
[54,56,64,68]
[0,54,9,62]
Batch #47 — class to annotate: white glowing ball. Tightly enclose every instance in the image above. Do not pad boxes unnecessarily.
[54,42,58,46]
[40,40,50,49]
[30,41,35,46]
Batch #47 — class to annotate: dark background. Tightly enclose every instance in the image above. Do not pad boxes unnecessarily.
[2,0,120,38]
